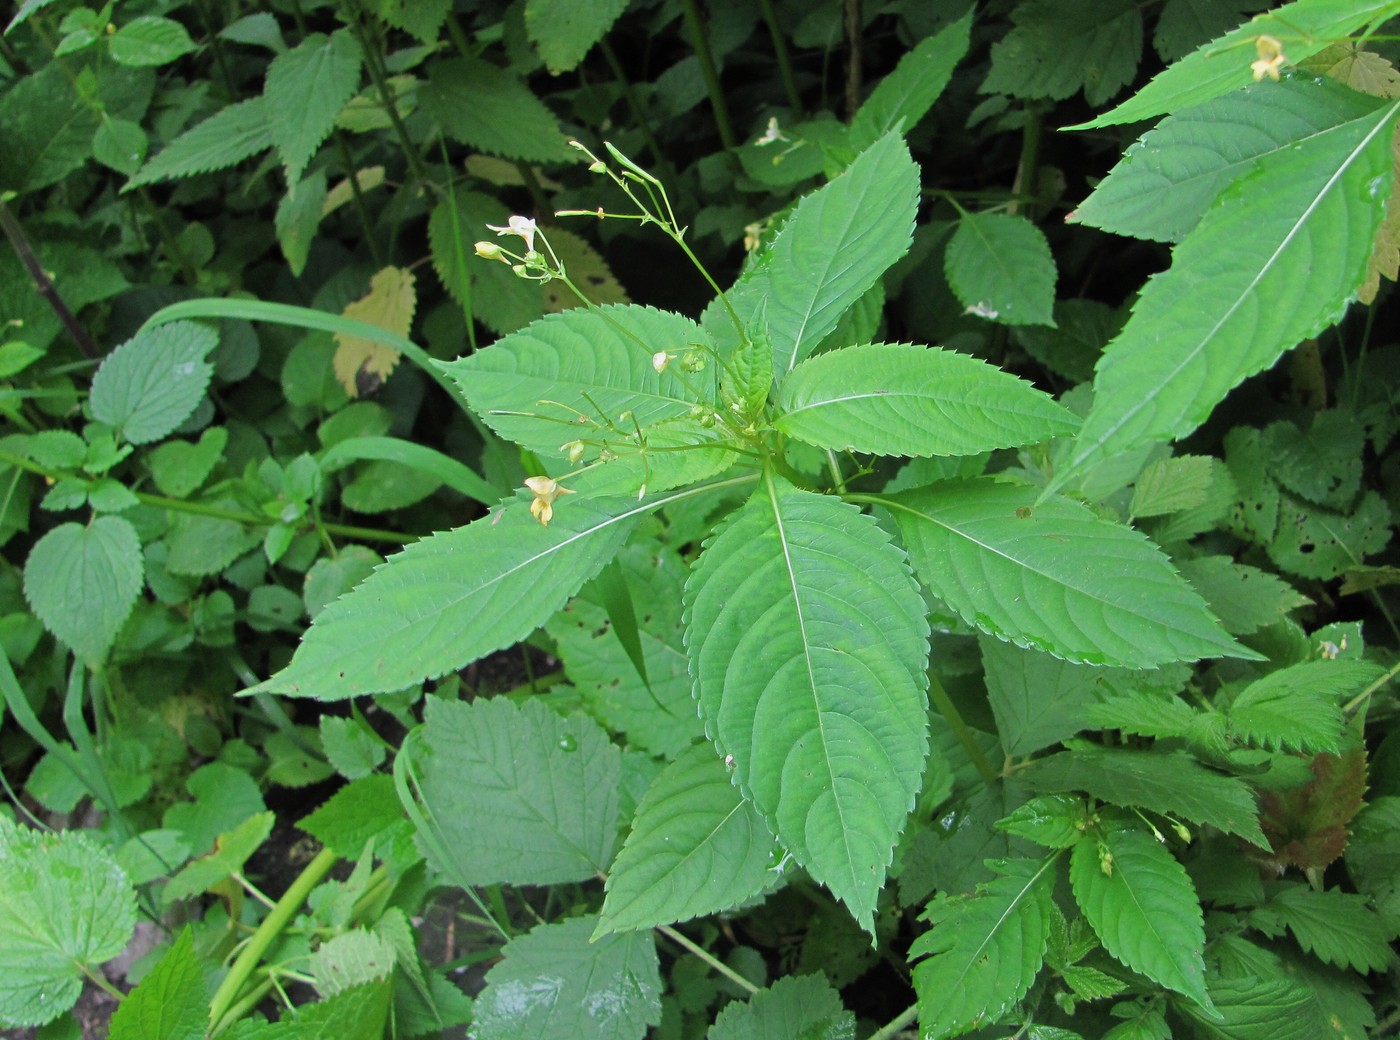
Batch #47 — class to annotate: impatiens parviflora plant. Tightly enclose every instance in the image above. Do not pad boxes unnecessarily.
[233,113,1400,1032]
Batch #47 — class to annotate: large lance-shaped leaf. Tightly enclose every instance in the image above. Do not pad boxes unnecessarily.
[1070,827,1214,1013]
[257,490,643,700]
[1074,79,1382,243]
[909,855,1058,1039]
[944,211,1057,327]
[1074,0,1400,129]
[714,133,920,373]
[442,305,729,493]
[1058,95,1400,485]
[414,697,620,886]
[597,743,781,936]
[264,30,363,185]
[849,9,973,151]
[684,475,930,932]
[887,478,1250,668]
[774,343,1078,457]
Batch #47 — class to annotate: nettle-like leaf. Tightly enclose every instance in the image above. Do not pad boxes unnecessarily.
[597,742,781,936]
[126,98,273,188]
[89,320,218,444]
[1077,0,1400,129]
[24,515,143,668]
[774,343,1077,457]
[1247,884,1397,973]
[983,0,1143,107]
[1172,973,1328,1040]
[162,811,274,905]
[1129,455,1215,519]
[1070,827,1214,1012]
[1154,0,1261,63]
[413,697,620,885]
[709,973,855,1040]
[1268,490,1392,580]
[333,267,415,397]
[888,478,1250,668]
[997,795,1091,849]
[1056,94,1400,487]
[909,856,1058,1039]
[428,187,542,335]
[1074,80,1379,243]
[945,212,1058,327]
[524,0,629,74]
[0,817,137,1028]
[421,57,574,163]
[264,30,362,184]
[1176,556,1309,636]
[258,489,648,700]
[718,133,920,373]
[1263,409,1365,510]
[1028,743,1267,846]
[473,917,661,1040]
[684,475,930,933]
[979,638,1114,757]
[849,9,973,151]
[1226,659,1379,753]
[107,927,204,1040]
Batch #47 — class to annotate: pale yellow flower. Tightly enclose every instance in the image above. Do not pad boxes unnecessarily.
[1251,35,1286,82]
[524,475,574,526]
[485,215,538,253]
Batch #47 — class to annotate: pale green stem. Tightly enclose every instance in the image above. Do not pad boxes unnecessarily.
[867,1004,919,1040]
[657,924,758,994]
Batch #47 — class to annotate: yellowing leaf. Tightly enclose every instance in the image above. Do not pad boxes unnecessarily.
[322,165,385,217]
[333,267,415,396]
[1300,43,1400,99]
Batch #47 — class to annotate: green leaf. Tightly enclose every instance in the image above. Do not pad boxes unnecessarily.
[1058,97,1400,484]
[473,917,661,1040]
[233,980,392,1040]
[303,546,381,621]
[443,305,720,476]
[93,115,148,175]
[422,57,574,163]
[163,762,266,857]
[1073,80,1379,243]
[1247,884,1397,972]
[849,10,973,150]
[429,188,542,335]
[708,974,855,1040]
[89,321,219,445]
[945,212,1057,327]
[162,811,275,905]
[1077,0,1400,129]
[127,97,273,188]
[524,0,629,74]
[147,427,228,499]
[888,479,1250,668]
[546,540,703,759]
[23,516,143,668]
[1268,491,1392,580]
[979,638,1109,756]
[1175,556,1308,636]
[1173,974,1327,1040]
[1028,743,1266,846]
[1070,828,1213,1011]
[727,133,920,374]
[108,928,206,1040]
[260,489,645,700]
[997,795,1092,849]
[0,61,97,194]
[983,0,1143,107]
[909,856,1058,1038]
[1227,659,1377,753]
[774,344,1077,457]
[1080,689,1205,744]
[413,697,620,885]
[265,31,362,184]
[0,817,137,1028]
[311,930,396,996]
[1155,0,1260,61]
[108,16,196,67]
[684,476,930,932]
[1263,409,1365,510]
[276,171,328,277]
[1130,456,1216,519]
[298,774,404,859]
[318,716,386,780]
[598,743,782,936]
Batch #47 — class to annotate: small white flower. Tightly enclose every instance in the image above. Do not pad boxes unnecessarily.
[485,215,538,253]
[754,117,788,147]
[652,351,675,373]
